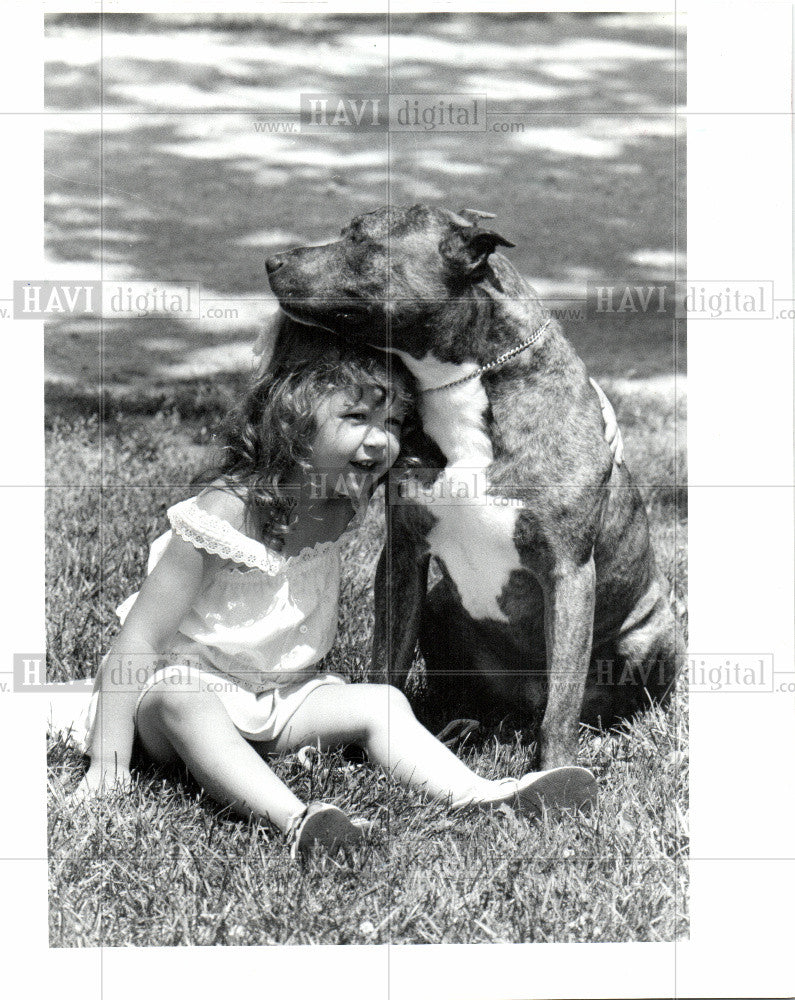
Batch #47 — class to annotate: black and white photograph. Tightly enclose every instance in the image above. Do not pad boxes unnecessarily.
[0,3,793,999]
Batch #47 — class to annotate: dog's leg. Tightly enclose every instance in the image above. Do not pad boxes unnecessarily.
[373,515,430,688]
[538,555,597,769]
[612,575,683,710]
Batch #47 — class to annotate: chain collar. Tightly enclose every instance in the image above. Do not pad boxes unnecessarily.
[421,318,552,393]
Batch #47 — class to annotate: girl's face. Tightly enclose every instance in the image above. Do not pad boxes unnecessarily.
[307,384,406,498]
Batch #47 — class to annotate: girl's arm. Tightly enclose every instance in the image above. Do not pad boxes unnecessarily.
[80,531,208,795]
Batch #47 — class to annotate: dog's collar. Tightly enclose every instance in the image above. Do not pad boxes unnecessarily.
[421,318,552,393]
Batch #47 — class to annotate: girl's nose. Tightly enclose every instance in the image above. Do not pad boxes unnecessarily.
[363,425,388,451]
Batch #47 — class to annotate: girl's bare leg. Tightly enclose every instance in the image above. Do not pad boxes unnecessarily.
[270,683,506,805]
[136,685,306,832]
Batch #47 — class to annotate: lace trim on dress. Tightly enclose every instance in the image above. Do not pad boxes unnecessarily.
[168,496,366,577]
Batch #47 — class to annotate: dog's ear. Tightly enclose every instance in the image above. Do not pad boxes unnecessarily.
[442,226,515,279]
[456,208,496,225]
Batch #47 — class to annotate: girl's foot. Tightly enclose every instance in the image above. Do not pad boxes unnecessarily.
[509,766,597,818]
[454,766,597,818]
[288,802,370,859]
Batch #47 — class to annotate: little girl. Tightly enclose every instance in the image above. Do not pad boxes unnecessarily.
[78,319,616,856]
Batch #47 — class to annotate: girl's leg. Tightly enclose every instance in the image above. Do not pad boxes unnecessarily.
[273,683,597,814]
[137,683,306,833]
[272,683,509,804]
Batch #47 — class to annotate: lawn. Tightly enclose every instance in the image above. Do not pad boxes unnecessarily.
[46,379,687,946]
[44,12,686,947]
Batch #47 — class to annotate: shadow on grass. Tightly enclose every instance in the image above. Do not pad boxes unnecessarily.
[45,12,684,389]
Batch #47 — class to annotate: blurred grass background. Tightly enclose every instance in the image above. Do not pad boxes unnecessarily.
[44,11,684,394]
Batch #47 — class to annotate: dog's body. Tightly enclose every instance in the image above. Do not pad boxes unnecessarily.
[266,205,679,768]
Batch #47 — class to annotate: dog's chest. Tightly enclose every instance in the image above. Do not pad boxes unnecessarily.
[396,356,526,623]
[425,486,524,622]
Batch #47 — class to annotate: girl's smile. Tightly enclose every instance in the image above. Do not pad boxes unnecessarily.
[306,386,405,496]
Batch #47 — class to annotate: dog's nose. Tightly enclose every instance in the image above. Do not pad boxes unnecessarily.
[265,255,283,274]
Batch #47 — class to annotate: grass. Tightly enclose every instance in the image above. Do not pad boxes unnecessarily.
[46,381,688,946]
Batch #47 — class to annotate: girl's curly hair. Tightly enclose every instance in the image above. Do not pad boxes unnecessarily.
[195,311,419,544]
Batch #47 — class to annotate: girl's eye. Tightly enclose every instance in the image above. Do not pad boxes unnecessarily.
[386,417,404,431]
[345,411,368,421]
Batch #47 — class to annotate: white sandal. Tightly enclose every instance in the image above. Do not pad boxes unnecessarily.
[508,766,597,818]
[288,802,371,859]
[452,766,597,818]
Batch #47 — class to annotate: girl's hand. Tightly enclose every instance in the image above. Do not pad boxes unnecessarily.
[590,378,624,466]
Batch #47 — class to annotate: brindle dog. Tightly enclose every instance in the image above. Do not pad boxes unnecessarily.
[266,205,680,768]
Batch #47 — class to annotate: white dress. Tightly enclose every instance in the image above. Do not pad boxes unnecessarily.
[78,494,366,750]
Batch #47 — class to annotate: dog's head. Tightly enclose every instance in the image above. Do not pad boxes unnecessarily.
[265,205,514,355]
